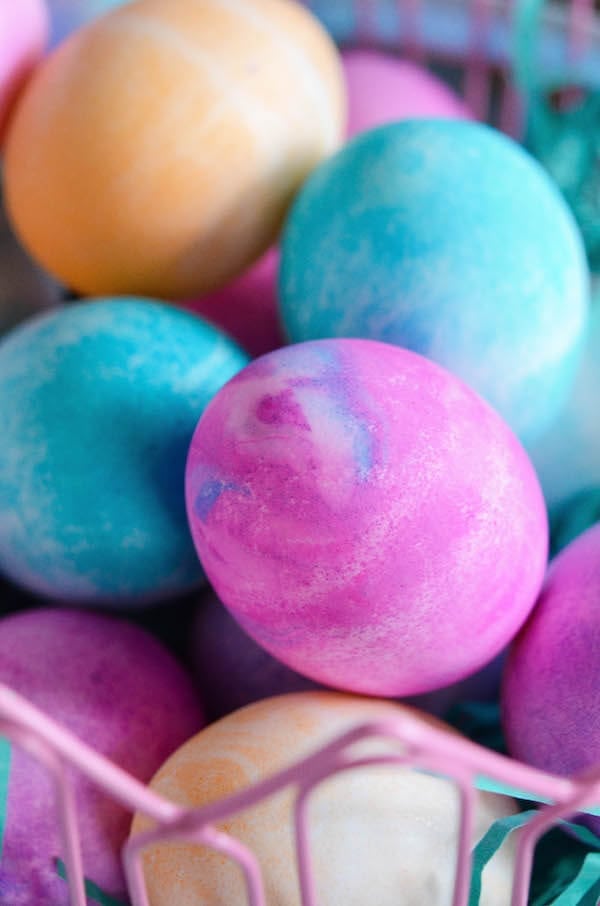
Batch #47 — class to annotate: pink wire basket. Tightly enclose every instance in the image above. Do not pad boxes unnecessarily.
[3,680,600,906]
[3,1,600,904]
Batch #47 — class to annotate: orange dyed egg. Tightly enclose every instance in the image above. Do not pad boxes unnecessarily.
[3,0,345,299]
[132,693,516,906]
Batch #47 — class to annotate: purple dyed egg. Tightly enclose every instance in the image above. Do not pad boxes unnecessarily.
[0,608,203,905]
[192,589,318,721]
[185,339,548,697]
[503,523,600,822]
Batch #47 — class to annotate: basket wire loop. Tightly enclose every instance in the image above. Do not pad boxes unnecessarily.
[5,683,600,906]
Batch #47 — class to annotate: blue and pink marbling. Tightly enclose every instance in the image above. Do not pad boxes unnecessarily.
[0,607,203,905]
[503,522,600,834]
[0,299,248,604]
[186,339,548,697]
[279,119,589,445]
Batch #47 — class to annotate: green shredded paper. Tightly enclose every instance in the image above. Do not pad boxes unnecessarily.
[55,858,129,906]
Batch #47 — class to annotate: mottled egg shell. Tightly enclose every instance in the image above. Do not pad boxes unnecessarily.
[0,0,47,140]
[192,588,318,721]
[503,522,600,831]
[0,298,248,604]
[343,49,471,138]
[132,692,516,906]
[185,339,548,697]
[4,0,345,299]
[0,607,203,905]
[279,119,589,445]
[185,248,284,357]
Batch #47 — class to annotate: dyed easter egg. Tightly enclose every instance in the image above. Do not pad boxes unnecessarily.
[133,693,516,906]
[503,522,600,831]
[529,296,600,512]
[279,120,589,444]
[343,49,470,138]
[0,201,60,336]
[185,248,284,358]
[0,299,248,604]
[4,0,345,299]
[192,589,318,721]
[0,607,203,905]
[185,339,547,697]
[0,0,47,140]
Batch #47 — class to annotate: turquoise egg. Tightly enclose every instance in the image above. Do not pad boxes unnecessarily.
[0,298,248,605]
[279,119,590,444]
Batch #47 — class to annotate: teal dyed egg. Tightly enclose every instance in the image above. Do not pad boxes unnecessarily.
[0,299,248,604]
[279,120,590,444]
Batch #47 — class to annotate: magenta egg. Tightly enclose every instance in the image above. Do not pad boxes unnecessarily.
[503,522,600,821]
[0,608,203,904]
[185,339,548,697]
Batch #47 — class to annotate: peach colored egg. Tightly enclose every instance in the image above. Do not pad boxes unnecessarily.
[4,0,345,299]
[133,693,516,906]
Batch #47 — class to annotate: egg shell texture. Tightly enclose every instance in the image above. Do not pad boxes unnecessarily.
[133,692,516,906]
[279,119,589,444]
[0,607,203,904]
[503,523,600,806]
[186,338,548,696]
[0,298,248,604]
[4,0,345,299]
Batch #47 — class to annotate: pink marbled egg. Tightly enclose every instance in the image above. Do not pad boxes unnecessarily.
[343,49,471,139]
[185,339,548,697]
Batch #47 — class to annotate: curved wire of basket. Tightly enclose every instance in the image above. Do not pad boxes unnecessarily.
[2,682,598,906]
